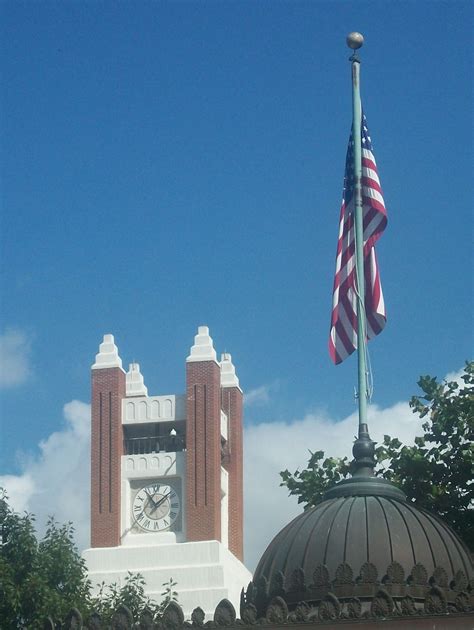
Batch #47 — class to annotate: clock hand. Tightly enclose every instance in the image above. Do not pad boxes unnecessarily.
[150,491,172,513]
[144,489,158,508]
[156,491,172,508]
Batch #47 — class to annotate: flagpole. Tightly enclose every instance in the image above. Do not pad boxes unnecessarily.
[347,32,369,435]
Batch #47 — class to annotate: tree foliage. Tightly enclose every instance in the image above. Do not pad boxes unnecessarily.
[0,493,90,628]
[91,574,178,624]
[280,362,474,549]
[0,492,179,628]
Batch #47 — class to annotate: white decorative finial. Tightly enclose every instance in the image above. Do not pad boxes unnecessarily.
[220,352,241,390]
[126,363,148,396]
[92,334,123,370]
[347,32,364,50]
[186,326,217,363]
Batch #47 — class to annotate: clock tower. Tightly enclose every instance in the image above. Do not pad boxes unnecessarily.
[83,327,252,618]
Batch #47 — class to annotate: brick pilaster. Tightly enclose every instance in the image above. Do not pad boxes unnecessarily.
[185,361,222,542]
[221,386,244,561]
[91,367,125,547]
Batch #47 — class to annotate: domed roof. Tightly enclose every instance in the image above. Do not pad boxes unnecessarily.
[243,425,473,621]
[254,494,473,591]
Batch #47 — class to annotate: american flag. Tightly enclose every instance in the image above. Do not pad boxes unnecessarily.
[329,112,387,365]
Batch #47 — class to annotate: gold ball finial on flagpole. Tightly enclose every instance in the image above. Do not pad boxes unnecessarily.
[347,32,364,49]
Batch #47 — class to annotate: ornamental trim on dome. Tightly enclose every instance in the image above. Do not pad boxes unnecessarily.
[240,560,473,623]
[43,588,474,628]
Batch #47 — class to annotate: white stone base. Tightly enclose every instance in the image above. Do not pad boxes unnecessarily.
[82,540,252,620]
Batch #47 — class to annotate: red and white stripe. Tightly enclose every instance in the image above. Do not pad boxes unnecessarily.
[329,123,387,365]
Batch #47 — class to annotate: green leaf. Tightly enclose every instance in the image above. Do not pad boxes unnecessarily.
[279,362,474,549]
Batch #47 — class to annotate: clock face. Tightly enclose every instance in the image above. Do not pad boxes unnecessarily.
[132,482,180,532]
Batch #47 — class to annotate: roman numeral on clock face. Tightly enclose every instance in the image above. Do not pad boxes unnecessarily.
[133,482,180,532]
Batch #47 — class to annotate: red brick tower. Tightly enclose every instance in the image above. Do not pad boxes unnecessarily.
[220,353,244,561]
[185,327,222,543]
[85,327,251,616]
[90,335,126,547]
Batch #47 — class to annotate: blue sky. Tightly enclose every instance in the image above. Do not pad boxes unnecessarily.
[0,0,472,552]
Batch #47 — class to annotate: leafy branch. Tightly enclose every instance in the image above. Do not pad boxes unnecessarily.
[280,362,474,549]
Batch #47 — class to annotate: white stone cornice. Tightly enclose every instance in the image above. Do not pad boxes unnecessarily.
[125,363,148,396]
[186,326,217,363]
[220,353,242,391]
[92,334,124,371]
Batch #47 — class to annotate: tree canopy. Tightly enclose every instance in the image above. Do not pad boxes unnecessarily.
[280,362,474,549]
[0,494,90,628]
[0,492,178,628]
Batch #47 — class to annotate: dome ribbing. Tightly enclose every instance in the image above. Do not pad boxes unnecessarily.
[244,423,473,620]
[254,495,473,591]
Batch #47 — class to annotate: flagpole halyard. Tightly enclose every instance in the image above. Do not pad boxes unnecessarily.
[347,32,369,435]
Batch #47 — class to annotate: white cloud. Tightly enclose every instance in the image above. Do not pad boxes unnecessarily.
[0,474,35,513]
[243,400,425,571]
[444,367,466,388]
[0,400,91,550]
[0,380,443,574]
[244,381,278,407]
[0,328,32,388]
